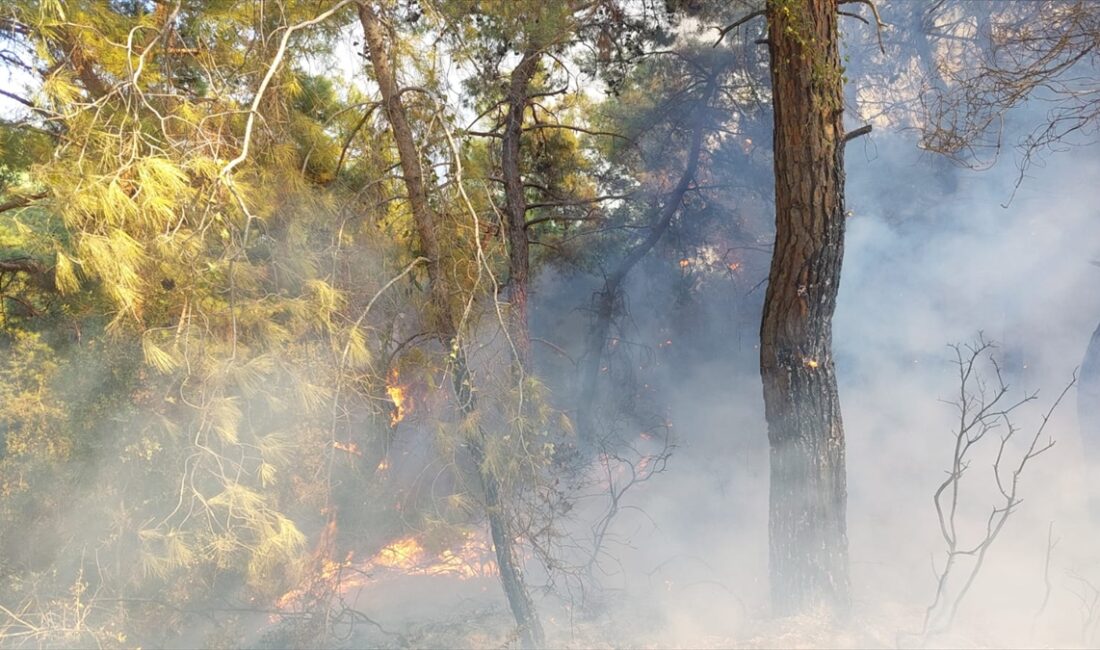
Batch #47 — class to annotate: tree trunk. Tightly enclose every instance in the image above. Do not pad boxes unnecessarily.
[358,3,450,337]
[502,49,540,370]
[359,6,544,645]
[760,0,851,616]
[575,76,717,448]
[1080,320,1100,517]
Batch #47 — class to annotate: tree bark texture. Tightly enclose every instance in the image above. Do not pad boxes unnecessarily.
[761,0,851,616]
[502,49,540,370]
[360,6,544,646]
[359,3,452,339]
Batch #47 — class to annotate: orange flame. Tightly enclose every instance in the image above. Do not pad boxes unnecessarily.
[366,534,496,579]
[333,441,361,456]
[275,531,497,612]
[386,367,409,425]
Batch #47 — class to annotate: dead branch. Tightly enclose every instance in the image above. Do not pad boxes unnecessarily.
[839,0,887,53]
[712,10,765,48]
[220,0,355,178]
[919,334,1076,639]
[844,124,873,142]
[1033,522,1057,624]
[1068,570,1100,647]
[0,192,47,215]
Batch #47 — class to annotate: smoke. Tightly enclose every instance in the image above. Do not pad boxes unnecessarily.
[515,121,1100,647]
[6,10,1100,650]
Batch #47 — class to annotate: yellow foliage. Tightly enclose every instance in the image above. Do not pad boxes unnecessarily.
[53,251,80,294]
[141,335,179,374]
[209,396,242,444]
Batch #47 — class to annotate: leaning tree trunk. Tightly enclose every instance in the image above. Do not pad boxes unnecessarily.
[574,76,717,449]
[359,5,544,646]
[1080,320,1100,518]
[760,0,851,616]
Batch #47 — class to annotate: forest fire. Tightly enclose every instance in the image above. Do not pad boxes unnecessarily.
[366,535,496,579]
[333,441,361,456]
[386,367,410,425]
[276,530,497,613]
[6,1,1099,649]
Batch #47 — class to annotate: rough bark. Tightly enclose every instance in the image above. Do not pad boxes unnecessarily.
[760,0,851,616]
[1080,320,1100,517]
[359,3,450,337]
[359,5,544,646]
[502,49,540,370]
[575,76,717,448]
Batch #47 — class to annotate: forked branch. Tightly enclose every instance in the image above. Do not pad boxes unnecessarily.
[920,335,1076,640]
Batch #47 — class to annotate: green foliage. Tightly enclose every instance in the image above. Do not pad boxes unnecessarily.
[0,0,763,644]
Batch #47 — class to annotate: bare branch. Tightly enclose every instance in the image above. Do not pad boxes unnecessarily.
[0,192,46,215]
[843,124,873,142]
[712,10,765,48]
[220,0,355,178]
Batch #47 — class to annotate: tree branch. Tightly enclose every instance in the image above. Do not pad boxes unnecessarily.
[0,256,43,274]
[221,0,354,177]
[713,10,766,47]
[844,124,873,142]
[522,123,630,141]
[0,192,46,215]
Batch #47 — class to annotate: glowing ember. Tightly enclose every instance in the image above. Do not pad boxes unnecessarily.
[678,258,691,268]
[333,441,361,456]
[727,262,742,272]
[386,367,409,425]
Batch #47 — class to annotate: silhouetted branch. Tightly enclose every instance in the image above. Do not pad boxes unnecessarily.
[919,334,1076,640]
[713,10,765,47]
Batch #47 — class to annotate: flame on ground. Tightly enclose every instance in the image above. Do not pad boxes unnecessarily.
[367,535,496,579]
[275,530,497,613]
[333,441,361,456]
[386,367,410,426]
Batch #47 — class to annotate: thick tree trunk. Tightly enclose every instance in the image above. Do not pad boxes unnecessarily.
[575,77,716,448]
[359,6,544,646]
[502,50,540,369]
[1080,320,1100,517]
[760,0,851,616]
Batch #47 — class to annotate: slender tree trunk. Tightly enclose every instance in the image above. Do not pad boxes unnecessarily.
[359,6,544,645]
[760,0,851,616]
[358,3,449,336]
[502,49,540,370]
[1080,320,1100,518]
[575,76,717,448]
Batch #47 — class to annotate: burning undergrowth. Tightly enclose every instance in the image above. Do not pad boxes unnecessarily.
[4,3,1100,649]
